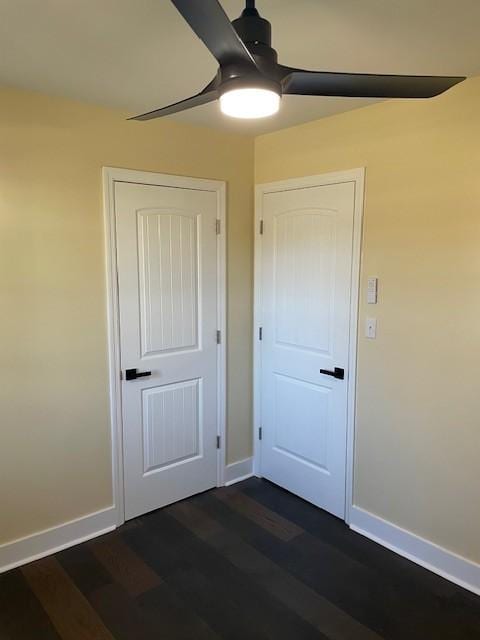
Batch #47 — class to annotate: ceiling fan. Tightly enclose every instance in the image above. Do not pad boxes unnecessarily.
[131,0,466,121]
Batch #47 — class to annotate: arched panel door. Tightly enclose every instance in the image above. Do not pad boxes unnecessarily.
[115,181,219,520]
[260,181,356,518]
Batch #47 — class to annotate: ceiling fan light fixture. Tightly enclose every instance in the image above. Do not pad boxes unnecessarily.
[219,87,281,119]
[130,0,466,122]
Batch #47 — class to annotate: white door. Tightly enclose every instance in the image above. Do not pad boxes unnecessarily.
[115,180,221,520]
[260,179,356,519]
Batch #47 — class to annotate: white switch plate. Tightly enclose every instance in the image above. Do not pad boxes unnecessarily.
[367,277,378,304]
[366,317,377,339]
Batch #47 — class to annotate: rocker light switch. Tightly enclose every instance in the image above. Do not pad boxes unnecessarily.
[366,317,377,339]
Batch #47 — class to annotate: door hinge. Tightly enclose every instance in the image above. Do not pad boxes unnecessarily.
[259,219,264,235]
[216,329,222,344]
[258,326,263,341]
[216,219,221,235]
[216,435,221,449]
[258,427,263,441]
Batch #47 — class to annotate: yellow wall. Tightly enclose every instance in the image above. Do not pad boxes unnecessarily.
[3,78,480,567]
[255,77,480,564]
[0,87,253,544]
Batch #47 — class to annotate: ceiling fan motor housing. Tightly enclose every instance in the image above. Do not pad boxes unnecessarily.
[220,6,281,96]
[232,6,272,48]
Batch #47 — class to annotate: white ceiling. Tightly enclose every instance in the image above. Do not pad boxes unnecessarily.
[1,0,479,134]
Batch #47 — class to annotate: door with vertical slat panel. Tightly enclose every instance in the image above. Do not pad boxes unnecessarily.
[115,182,219,519]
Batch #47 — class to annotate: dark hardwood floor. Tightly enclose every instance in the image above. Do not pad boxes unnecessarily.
[1,478,479,639]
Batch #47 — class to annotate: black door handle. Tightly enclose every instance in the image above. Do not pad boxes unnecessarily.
[125,368,152,381]
[320,367,345,380]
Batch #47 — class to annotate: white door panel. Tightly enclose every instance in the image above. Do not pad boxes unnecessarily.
[261,181,355,518]
[115,182,218,520]
[137,209,199,356]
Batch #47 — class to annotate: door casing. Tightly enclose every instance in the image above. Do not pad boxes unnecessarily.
[103,167,227,526]
[254,168,365,524]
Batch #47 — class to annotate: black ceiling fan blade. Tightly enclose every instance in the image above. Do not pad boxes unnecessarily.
[279,66,466,98]
[171,0,258,69]
[129,80,218,121]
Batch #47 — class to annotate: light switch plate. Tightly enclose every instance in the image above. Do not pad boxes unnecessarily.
[367,277,378,304]
[366,317,377,339]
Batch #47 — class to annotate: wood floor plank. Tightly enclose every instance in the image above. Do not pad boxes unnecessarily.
[240,478,459,599]
[56,542,112,597]
[62,531,220,640]
[87,582,159,640]
[122,522,268,640]
[22,556,115,640]
[165,565,270,640]
[137,581,223,640]
[236,480,480,640]
[2,479,479,640]
[203,490,407,638]
[128,509,323,640]
[89,532,161,597]
[168,499,384,640]
[88,579,222,640]
[214,486,304,541]
[286,531,480,640]
[0,570,62,640]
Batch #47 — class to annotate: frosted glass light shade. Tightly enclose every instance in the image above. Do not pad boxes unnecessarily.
[220,87,280,119]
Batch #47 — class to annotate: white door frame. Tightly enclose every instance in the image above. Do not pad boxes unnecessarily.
[253,168,365,524]
[103,167,227,526]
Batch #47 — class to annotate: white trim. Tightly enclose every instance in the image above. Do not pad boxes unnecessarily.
[103,169,125,526]
[253,168,365,520]
[0,507,116,574]
[216,183,227,487]
[350,506,480,596]
[345,169,366,524]
[103,167,227,526]
[224,457,254,486]
[253,187,263,477]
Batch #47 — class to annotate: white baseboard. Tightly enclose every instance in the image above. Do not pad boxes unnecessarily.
[0,506,117,574]
[224,457,254,486]
[350,506,480,596]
